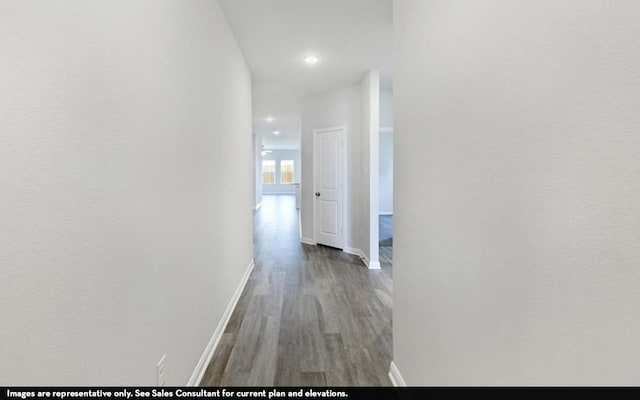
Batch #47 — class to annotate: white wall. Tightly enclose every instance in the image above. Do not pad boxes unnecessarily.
[379,128,394,215]
[0,0,253,385]
[360,71,380,267]
[300,75,379,266]
[301,86,362,249]
[379,89,394,215]
[261,149,301,195]
[393,0,640,385]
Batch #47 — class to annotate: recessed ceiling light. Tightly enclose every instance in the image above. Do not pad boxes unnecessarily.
[273,130,280,135]
[304,55,319,65]
[266,116,274,122]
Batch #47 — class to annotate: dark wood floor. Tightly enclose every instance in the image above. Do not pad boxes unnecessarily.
[201,195,393,386]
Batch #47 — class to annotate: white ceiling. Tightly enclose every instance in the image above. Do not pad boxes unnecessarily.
[218,0,393,150]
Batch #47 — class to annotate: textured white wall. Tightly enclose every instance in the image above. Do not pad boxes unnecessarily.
[394,0,640,385]
[0,0,253,385]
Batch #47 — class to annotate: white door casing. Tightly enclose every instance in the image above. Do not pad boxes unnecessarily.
[313,127,344,249]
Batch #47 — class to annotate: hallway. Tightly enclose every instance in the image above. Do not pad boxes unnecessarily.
[201,195,393,386]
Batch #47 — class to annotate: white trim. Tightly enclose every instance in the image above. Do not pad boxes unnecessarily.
[367,70,381,272]
[187,259,255,386]
[388,361,407,387]
[361,252,381,270]
[343,246,363,258]
[362,254,370,268]
[368,261,381,270]
[343,247,379,269]
[312,126,347,248]
[300,237,317,246]
[253,201,262,211]
[344,247,367,266]
[261,192,296,195]
[379,212,393,216]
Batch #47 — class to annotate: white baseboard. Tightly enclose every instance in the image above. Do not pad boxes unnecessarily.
[300,237,316,245]
[379,212,393,216]
[253,201,262,210]
[187,258,255,386]
[343,247,379,269]
[368,261,381,270]
[262,192,295,195]
[388,361,407,387]
[363,254,381,270]
[361,252,371,268]
[343,246,363,258]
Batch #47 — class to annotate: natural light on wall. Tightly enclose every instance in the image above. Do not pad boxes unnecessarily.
[280,160,295,184]
[262,160,275,184]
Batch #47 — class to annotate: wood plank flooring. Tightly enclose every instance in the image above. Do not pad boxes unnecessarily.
[379,247,393,269]
[379,215,393,268]
[201,195,393,386]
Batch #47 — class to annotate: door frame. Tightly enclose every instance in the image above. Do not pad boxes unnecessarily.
[312,125,347,249]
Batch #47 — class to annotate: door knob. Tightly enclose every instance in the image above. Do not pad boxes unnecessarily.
[315,192,321,197]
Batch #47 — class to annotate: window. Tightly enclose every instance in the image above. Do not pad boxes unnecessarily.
[280,160,295,184]
[262,160,276,184]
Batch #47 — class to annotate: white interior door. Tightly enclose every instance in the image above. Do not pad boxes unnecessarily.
[314,127,344,249]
